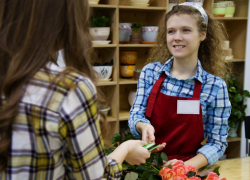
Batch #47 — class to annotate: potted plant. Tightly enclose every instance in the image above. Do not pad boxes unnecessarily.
[130,22,142,44]
[89,15,112,42]
[225,75,250,137]
[134,69,141,80]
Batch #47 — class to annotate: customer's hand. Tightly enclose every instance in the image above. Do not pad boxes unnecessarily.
[123,140,151,165]
[136,122,155,142]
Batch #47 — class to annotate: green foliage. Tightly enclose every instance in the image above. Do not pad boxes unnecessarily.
[225,75,250,127]
[104,132,166,180]
[131,22,142,35]
[90,15,112,27]
[135,69,142,73]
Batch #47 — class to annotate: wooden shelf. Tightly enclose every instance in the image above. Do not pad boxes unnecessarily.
[119,44,156,47]
[90,4,117,8]
[119,79,138,84]
[93,44,117,48]
[226,59,245,63]
[107,116,117,122]
[119,110,130,121]
[96,81,117,86]
[227,137,241,142]
[214,17,248,21]
[119,6,166,11]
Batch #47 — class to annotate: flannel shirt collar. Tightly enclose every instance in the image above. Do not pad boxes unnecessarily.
[158,56,204,84]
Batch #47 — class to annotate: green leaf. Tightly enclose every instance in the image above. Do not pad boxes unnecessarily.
[125,134,135,141]
[243,90,250,97]
[140,171,149,180]
[113,133,122,142]
[234,94,243,102]
[110,137,116,144]
[146,155,154,163]
[148,173,154,180]
[160,152,168,162]
[124,172,138,180]
[135,165,149,172]
[187,171,196,178]
[154,156,163,167]
[213,166,220,176]
[229,87,237,92]
[122,164,129,170]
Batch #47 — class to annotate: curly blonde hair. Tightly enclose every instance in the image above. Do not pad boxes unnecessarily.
[146,5,232,78]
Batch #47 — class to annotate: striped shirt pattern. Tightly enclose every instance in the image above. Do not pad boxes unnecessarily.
[128,58,231,166]
[0,63,122,180]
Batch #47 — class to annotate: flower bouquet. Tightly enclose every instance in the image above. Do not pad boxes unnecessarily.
[159,160,227,180]
[105,131,227,180]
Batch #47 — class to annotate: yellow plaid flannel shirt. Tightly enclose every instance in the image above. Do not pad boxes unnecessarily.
[0,63,122,180]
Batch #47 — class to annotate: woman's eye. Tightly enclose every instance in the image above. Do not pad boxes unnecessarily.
[168,30,174,34]
[183,29,190,32]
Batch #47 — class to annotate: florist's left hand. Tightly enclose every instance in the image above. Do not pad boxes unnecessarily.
[164,159,179,167]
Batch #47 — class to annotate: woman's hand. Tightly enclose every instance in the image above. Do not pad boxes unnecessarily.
[136,122,155,142]
[136,122,166,152]
[164,159,179,167]
[123,140,151,165]
[109,140,151,165]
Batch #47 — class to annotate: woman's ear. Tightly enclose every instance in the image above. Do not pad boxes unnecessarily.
[200,32,206,41]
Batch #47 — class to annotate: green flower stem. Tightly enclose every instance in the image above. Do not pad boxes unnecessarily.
[150,165,160,172]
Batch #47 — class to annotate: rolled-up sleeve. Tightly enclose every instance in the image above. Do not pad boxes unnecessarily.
[198,80,231,166]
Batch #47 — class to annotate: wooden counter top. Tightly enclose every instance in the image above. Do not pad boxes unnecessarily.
[210,157,250,180]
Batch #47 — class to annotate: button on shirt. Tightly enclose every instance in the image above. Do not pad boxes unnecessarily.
[128,58,231,166]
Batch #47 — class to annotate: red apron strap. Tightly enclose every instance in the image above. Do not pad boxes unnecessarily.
[193,80,202,99]
[145,72,167,118]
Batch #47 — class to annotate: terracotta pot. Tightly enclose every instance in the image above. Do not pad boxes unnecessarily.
[120,51,137,65]
[120,65,135,78]
[130,35,140,44]
[134,71,141,80]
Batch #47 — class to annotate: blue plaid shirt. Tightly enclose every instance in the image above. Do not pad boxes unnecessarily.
[128,57,231,166]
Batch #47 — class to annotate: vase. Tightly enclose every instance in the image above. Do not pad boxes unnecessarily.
[128,90,137,107]
[130,35,140,44]
[228,121,239,137]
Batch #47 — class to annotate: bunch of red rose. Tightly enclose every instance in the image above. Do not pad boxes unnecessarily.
[159,160,227,180]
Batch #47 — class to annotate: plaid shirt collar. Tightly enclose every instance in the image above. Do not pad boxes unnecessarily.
[158,56,204,84]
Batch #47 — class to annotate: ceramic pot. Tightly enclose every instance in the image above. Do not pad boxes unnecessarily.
[120,65,135,78]
[128,90,137,107]
[141,26,159,42]
[228,121,239,137]
[120,51,138,65]
[224,1,235,17]
[89,0,100,5]
[119,23,132,43]
[213,2,227,17]
[185,0,204,7]
[89,27,110,40]
[93,66,113,80]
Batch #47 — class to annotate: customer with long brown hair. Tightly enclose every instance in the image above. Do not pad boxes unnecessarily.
[0,0,150,179]
[129,2,232,169]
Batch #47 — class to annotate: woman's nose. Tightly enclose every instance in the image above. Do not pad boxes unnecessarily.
[174,31,183,41]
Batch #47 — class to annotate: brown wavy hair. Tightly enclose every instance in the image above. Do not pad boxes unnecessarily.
[0,0,108,172]
[147,5,232,78]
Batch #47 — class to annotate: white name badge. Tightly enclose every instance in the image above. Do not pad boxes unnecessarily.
[177,100,200,114]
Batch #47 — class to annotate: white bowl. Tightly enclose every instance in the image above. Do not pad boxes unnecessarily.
[141,26,159,42]
[89,27,110,41]
[99,105,110,115]
[92,40,111,45]
[130,0,149,4]
[93,66,113,80]
[88,0,100,5]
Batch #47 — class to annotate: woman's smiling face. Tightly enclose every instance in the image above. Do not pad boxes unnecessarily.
[166,14,206,62]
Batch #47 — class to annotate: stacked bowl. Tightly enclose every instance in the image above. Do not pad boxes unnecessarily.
[120,51,137,78]
[130,0,150,7]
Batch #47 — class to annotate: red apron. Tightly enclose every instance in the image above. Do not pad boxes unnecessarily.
[145,72,204,161]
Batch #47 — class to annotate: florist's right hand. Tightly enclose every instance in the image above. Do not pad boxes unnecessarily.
[136,122,155,142]
[124,140,151,165]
